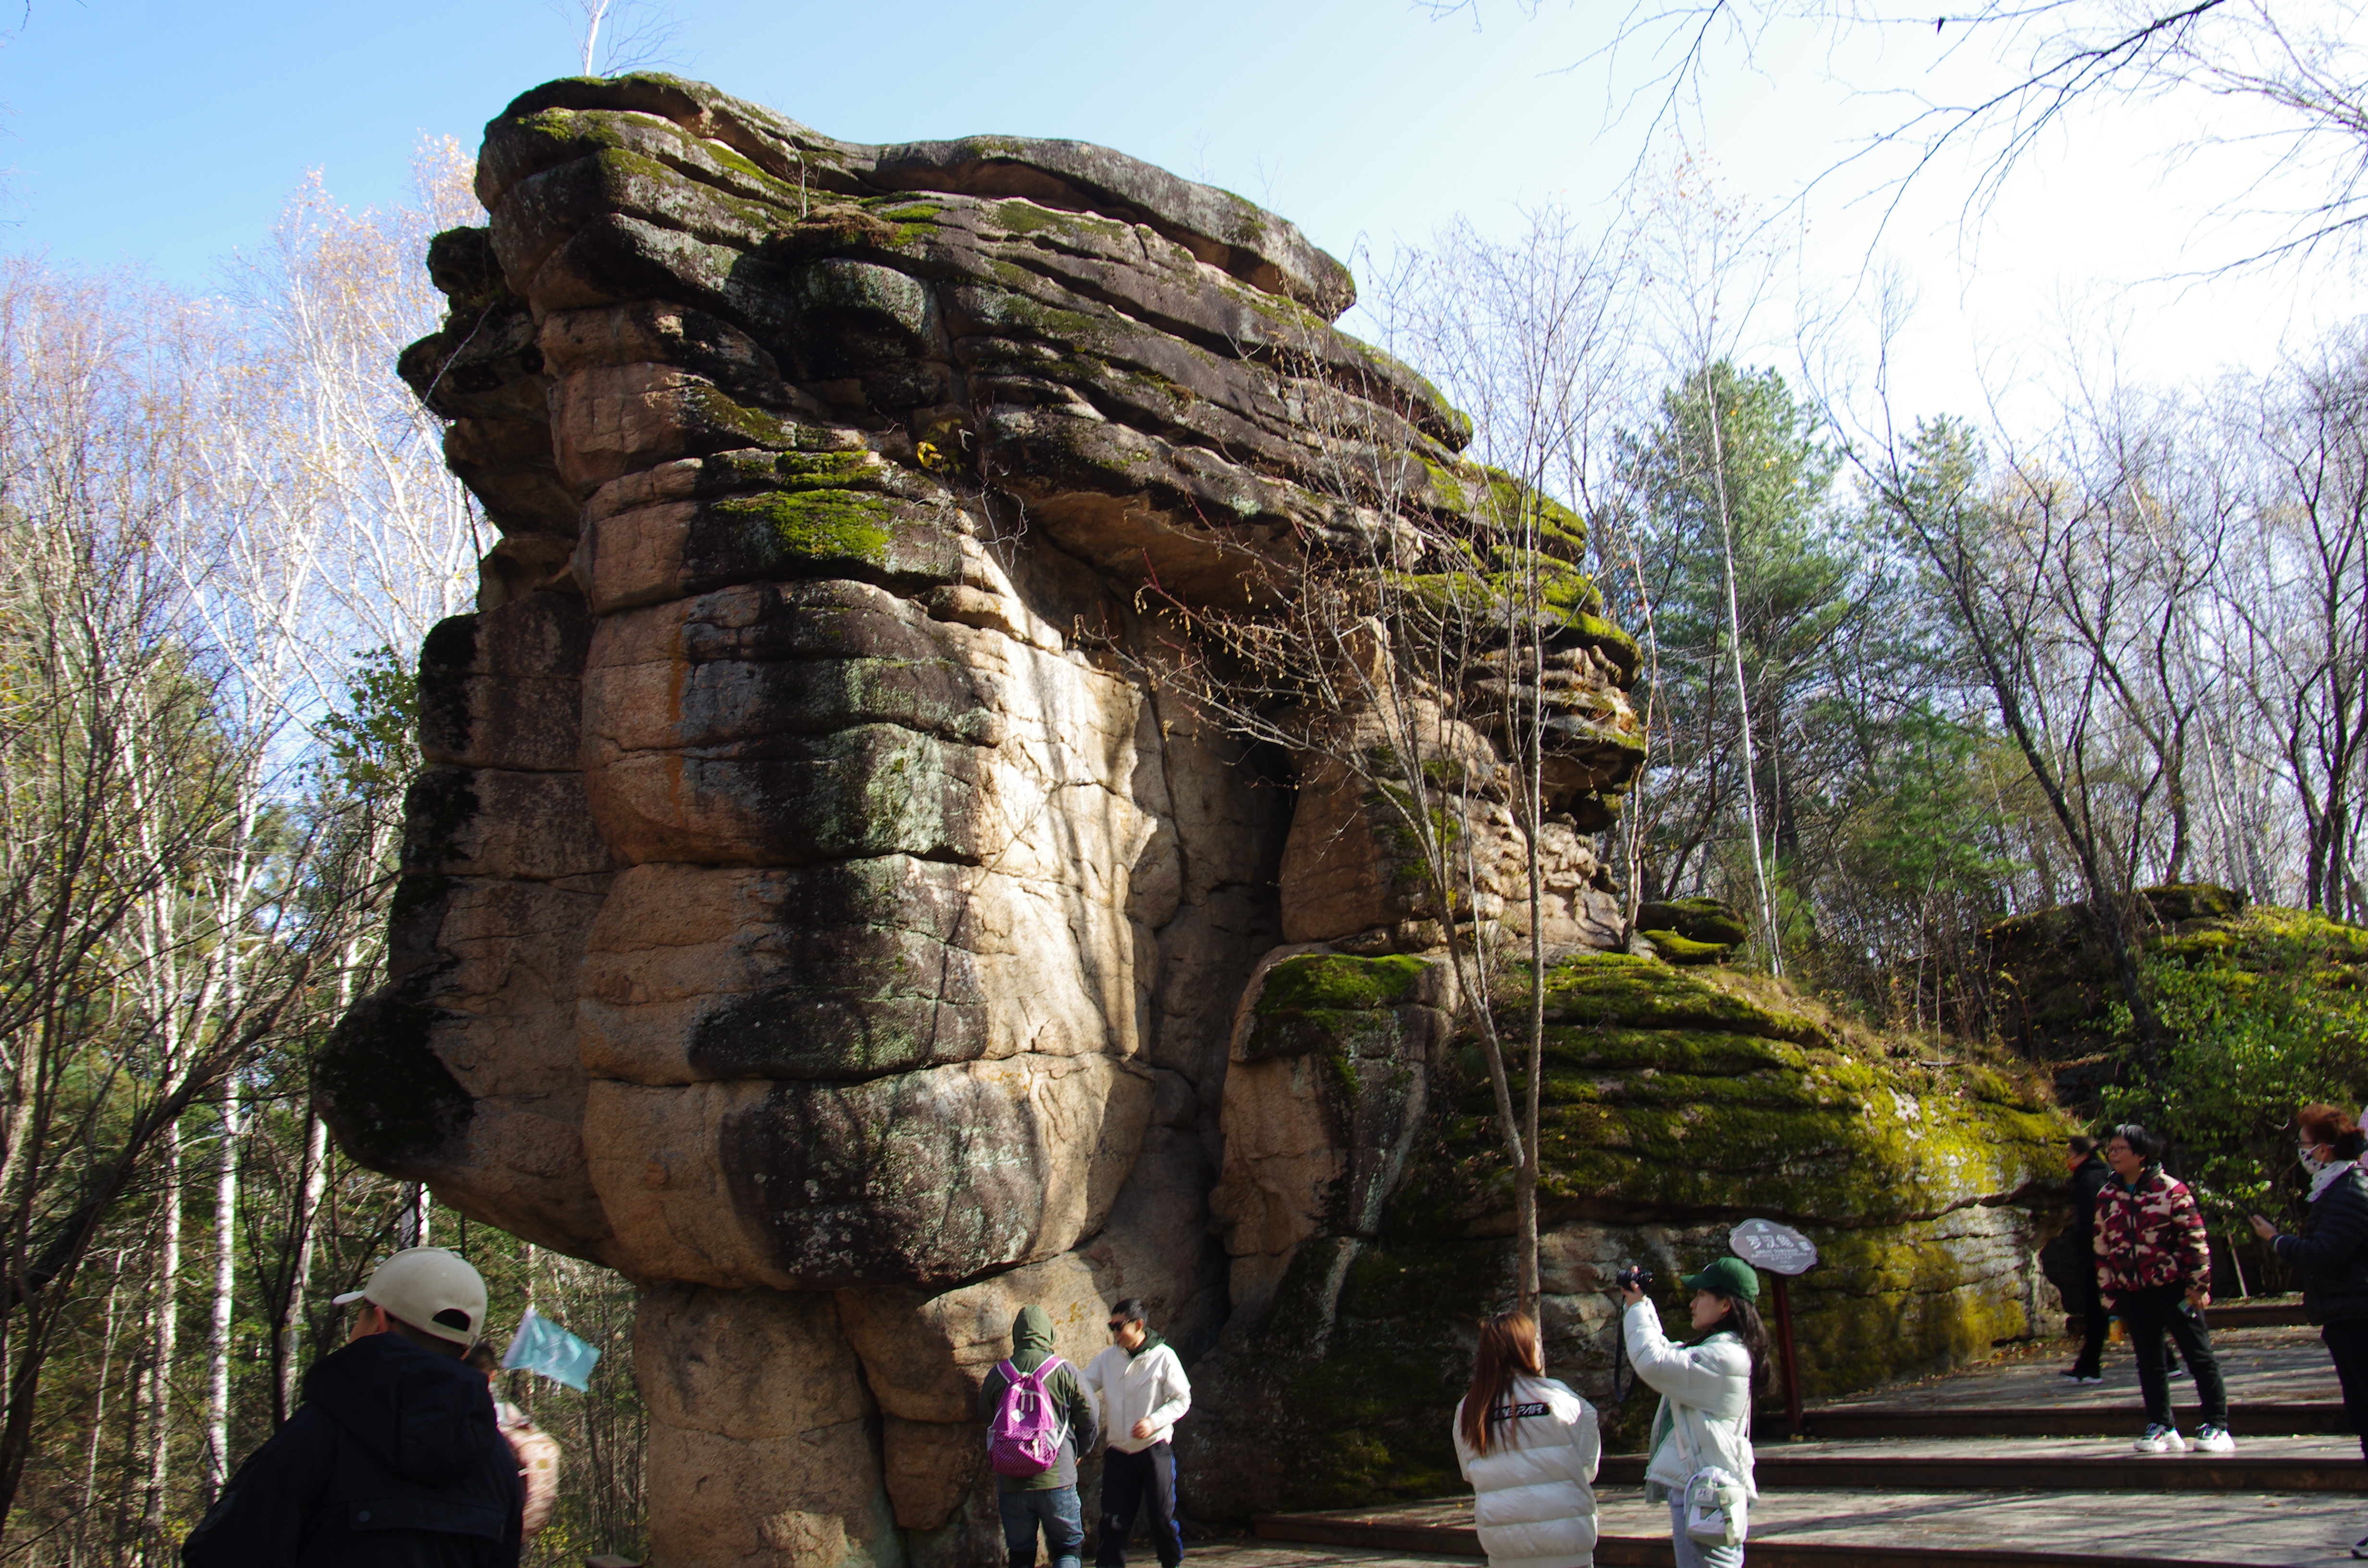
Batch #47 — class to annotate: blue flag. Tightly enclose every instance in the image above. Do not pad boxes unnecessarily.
[502,1306,601,1391]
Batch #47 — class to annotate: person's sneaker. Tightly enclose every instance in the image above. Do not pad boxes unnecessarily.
[2192,1425,2236,1454]
[2349,1531,2368,1560]
[2166,1362,2189,1380]
[2059,1370,2104,1384]
[2134,1424,2187,1454]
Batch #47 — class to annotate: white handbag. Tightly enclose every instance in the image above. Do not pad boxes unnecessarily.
[1683,1465,1749,1547]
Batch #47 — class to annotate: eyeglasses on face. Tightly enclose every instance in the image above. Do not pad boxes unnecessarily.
[1108,1321,1131,1332]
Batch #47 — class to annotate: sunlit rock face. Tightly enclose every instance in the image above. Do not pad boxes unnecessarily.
[321,72,1642,1566]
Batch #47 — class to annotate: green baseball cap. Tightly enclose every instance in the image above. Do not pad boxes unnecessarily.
[1682,1256,1762,1303]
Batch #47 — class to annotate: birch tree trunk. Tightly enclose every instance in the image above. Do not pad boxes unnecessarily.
[276,1108,331,1429]
[202,1096,242,1500]
[141,1115,180,1557]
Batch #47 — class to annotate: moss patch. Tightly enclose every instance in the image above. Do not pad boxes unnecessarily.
[1258,953,1432,1014]
[716,489,896,569]
[1642,928,1731,965]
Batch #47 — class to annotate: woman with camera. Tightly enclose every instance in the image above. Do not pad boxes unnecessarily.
[1620,1258,1769,1568]
[1451,1310,1601,1568]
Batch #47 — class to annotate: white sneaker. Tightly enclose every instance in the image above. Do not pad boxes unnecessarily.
[2192,1425,2235,1454]
[2134,1424,2187,1454]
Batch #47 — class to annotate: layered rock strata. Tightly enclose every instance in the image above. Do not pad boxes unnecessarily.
[324,72,1645,1567]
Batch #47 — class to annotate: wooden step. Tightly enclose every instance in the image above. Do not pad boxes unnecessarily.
[1252,1510,2269,1568]
[1798,1401,2351,1439]
[1598,1450,2368,1491]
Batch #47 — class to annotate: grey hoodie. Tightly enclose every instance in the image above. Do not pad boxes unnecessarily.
[977,1305,1099,1492]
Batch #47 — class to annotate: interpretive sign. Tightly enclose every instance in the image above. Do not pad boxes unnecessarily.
[1730,1217,1818,1277]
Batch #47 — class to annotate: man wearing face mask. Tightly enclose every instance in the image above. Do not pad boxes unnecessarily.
[2095,1124,2233,1456]
[2250,1105,2368,1558]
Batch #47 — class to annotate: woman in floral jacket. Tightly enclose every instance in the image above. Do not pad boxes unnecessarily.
[2094,1124,2233,1455]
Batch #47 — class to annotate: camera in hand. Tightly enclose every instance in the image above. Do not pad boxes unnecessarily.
[1615,1264,1653,1293]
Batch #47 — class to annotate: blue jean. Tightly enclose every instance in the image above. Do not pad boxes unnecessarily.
[1670,1499,1743,1568]
[1001,1485,1085,1568]
[1097,1443,1183,1567]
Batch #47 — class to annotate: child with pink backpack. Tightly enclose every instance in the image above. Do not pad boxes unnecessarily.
[979,1305,1102,1568]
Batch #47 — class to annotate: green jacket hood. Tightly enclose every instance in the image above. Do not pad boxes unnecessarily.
[1009,1305,1056,1372]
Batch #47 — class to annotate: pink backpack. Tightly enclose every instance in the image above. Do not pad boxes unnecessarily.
[987,1356,1071,1478]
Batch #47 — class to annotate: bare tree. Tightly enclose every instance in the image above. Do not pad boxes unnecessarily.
[1434,1,2368,273]
[550,0,684,77]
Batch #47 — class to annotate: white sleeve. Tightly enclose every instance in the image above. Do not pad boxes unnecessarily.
[1566,1398,1601,1484]
[1146,1350,1191,1430]
[1622,1301,1734,1410]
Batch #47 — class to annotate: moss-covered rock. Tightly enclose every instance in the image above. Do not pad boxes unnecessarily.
[1641,928,1730,965]
[1637,897,1750,949]
[1184,951,2071,1520]
[1978,882,2354,1106]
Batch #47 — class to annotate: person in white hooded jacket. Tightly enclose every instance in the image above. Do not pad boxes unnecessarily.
[1451,1310,1601,1568]
[1621,1257,1767,1568]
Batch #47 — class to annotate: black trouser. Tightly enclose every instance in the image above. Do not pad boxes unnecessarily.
[2323,1316,2368,1463]
[1097,1443,1181,1568]
[2120,1283,2228,1430]
[2070,1265,2108,1377]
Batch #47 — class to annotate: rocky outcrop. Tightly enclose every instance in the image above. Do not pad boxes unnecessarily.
[323,70,1643,1567]
[1982,882,2251,1103]
[1182,953,2064,1516]
[322,70,2060,1565]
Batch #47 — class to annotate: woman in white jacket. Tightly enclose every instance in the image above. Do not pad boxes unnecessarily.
[1620,1257,1769,1568]
[1451,1311,1601,1568]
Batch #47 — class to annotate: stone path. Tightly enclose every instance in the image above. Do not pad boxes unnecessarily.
[1816,1324,2338,1415]
[1244,1326,2368,1566]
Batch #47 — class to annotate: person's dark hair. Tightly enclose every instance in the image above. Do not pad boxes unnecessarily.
[383,1312,469,1359]
[1460,1311,1544,1457]
[1695,1291,1776,1398]
[2299,1104,2368,1160]
[1110,1297,1147,1327]
[2110,1124,2162,1162]
[464,1338,502,1375]
[2068,1135,2098,1157]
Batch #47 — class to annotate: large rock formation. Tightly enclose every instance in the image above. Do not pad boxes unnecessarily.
[322,72,2060,1566]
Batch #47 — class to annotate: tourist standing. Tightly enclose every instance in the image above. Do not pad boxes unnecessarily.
[1621,1259,1764,1568]
[1450,1310,1600,1568]
[2249,1104,2368,1556]
[1083,1298,1192,1568]
[981,1306,1100,1568]
[181,1247,523,1566]
[2095,1124,2234,1454]
[2061,1135,2112,1384]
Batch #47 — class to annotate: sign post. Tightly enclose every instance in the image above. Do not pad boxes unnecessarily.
[1728,1218,1818,1439]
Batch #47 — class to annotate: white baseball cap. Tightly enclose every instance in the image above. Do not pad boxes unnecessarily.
[333,1247,489,1346]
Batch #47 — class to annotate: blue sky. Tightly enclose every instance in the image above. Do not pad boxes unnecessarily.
[3,0,2357,427]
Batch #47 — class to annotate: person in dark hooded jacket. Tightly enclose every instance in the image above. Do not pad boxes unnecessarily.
[979,1305,1099,1568]
[2253,1103,2368,1558]
[182,1247,522,1568]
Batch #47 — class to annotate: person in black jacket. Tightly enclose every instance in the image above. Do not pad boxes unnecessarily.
[2061,1135,2112,1383]
[182,1247,522,1568]
[2252,1104,2368,1559]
